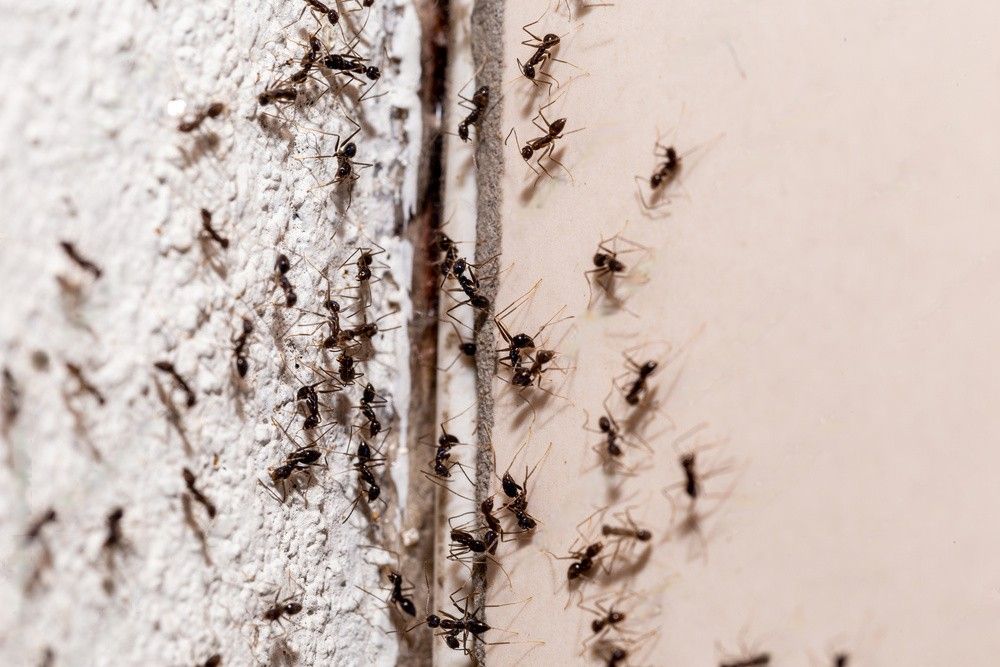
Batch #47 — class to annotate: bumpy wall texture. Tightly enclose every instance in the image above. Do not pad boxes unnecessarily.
[0,0,423,664]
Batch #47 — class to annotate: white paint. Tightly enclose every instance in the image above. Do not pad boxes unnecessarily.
[0,0,422,664]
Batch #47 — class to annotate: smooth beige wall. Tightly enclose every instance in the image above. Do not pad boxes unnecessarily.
[477,1,1000,664]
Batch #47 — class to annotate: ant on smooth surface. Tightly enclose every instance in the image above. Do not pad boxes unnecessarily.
[506,97,579,180]
[585,233,649,309]
[617,354,657,407]
[517,13,573,92]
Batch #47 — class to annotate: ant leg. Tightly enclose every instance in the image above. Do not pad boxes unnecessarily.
[520,13,548,43]
[504,126,519,147]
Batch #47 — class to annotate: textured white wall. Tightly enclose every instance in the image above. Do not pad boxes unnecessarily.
[0,0,423,665]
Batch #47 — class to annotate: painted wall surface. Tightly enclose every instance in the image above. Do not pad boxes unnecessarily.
[473,1,1000,665]
[0,0,423,665]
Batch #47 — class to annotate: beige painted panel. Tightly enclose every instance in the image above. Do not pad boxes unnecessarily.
[481,1,1000,664]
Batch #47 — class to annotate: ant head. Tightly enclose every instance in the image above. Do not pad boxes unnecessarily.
[642,360,658,375]
[610,648,628,661]
[242,317,254,334]
[598,416,611,432]
[343,142,358,158]
[636,529,652,541]
[609,611,625,623]
[367,484,381,502]
[236,357,249,377]
[522,63,536,79]
[453,257,467,273]
[337,163,352,179]
[518,513,537,530]
[543,33,560,47]
[363,0,374,6]
[567,562,583,580]
[326,9,339,23]
[275,254,291,274]
[366,66,381,81]
[363,382,377,401]
[520,145,534,160]
[458,123,470,142]
[296,449,323,465]
[593,252,608,267]
[285,602,303,615]
[435,231,452,250]
[609,258,626,272]
[511,333,534,350]
[322,334,338,349]
[257,92,272,106]
[587,542,604,557]
[296,385,314,401]
[666,146,678,163]
[324,299,341,313]
[325,54,345,69]
[438,432,459,446]
[550,118,567,135]
[271,464,294,482]
[426,614,441,628]
[206,102,225,118]
[304,414,320,429]
[650,173,662,188]
[481,496,495,512]
[608,442,623,456]
[591,618,606,633]
[468,619,490,634]
[460,342,476,356]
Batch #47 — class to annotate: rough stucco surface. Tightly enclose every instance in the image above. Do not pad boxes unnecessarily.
[0,0,422,665]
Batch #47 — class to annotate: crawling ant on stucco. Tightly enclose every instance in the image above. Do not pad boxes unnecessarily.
[59,241,102,279]
[302,117,371,208]
[355,382,387,437]
[360,565,418,617]
[2,366,20,435]
[506,97,578,180]
[153,361,196,407]
[343,436,387,522]
[65,362,106,405]
[323,47,382,100]
[295,0,340,27]
[178,102,224,133]
[232,317,252,378]
[337,350,363,385]
[102,507,126,558]
[258,86,299,107]
[198,209,229,249]
[25,508,57,544]
[274,253,298,307]
[457,85,490,142]
[261,419,329,503]
[182,468,216,519]
[261,590,304,626]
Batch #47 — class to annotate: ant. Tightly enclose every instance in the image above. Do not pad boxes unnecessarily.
[494,288,570,375]
[636,140,680,210]
[103,507,125,552]
[260,420,328,503]
[517,14,567,91]
[385,569,416,616]
[620,356,657,406]
[232,317,252,378]
[581,594,630,649]
[457,85,489,142]
[600,510,651,543]
[153,361,196,407]
[261,591,304,625]
[720,654,770,667]
[65,362,106,405]
[564,541,604,581]
[304,118,371,207]
[834,655,849,667]
[434,230,461,281]
[274,253,298,307]
[199,655,222,667]
[323,50,382,86]
[427,420,472,481]
[59,241,102,279]
[499,447,548,534]
[257,86,298,107]
[199,209,228,249]
[510,348,560,389]
[506,98,576,179]
[25,508,57,543]
[585,234,648,307]
[445,258,491,320]
[177,102,224,133]
[182,468,216,519]
[408,589,492,655]
[341,433,387,522]
[337,350,363,385]
[296,0,339,27]
[355,382,387,437]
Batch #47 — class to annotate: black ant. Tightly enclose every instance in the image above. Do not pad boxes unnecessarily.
[59,241,102,279]
[581,595,630,649]
[65,362,106,405]
[384,569,416,616]
[499,447,548,534]
[323,51,382,86]
[585,234,648,307]
[304,118,371,207]
[621,356,657,406]
[506,98,575,179]
[356,382,387,437]
[720,654,770,667]
[257,86,299,106]
[274,253,298,307]
[444,257,491,321]
[342,435,387,522]
[153,361,196,407]
[337,350,363,385]
[517,14,566,91]
[494,287,569,375]
[510,348,559,389]
[833,655,849,667]
[199,208,229,249]
[480,497,503,553]
[564,541,604,580]
[232,317,252,378]
[178,102,224,133]
[636,140,680,210]
[457,85,490,142]
[434,230,461,281]
[408,589,493,655]
[448,526,496,562]
[601,510,651,543]
[103,507,125,552]
[182,468,216,519]
[261,591,304,625]
[199,655,222,667]
[296,0,339,27]
[25,508,57,543]
[260,420,328,503]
